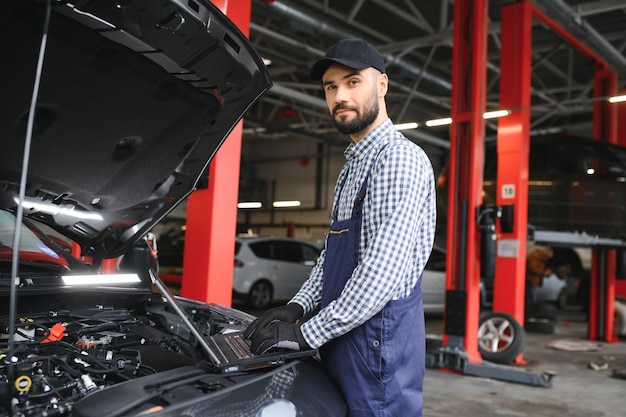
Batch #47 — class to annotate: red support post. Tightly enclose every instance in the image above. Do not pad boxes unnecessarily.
[593,69,617,144]
[588,69,618,341]
[617,91,626,148]
[589,249,618,341]
[493,1,533,359]
[444,0,489,361]
[180,0,252,305]
[616,93,626,299]
[494,2,619,345]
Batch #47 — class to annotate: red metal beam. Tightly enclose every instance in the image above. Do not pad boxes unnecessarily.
[493,1,533,363]
[445,0,489,361]
[588,69,618,341]
[593,69,617,144]
[180,0,252,305]
[617,94,626,300]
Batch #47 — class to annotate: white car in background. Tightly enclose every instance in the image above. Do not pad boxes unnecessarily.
[421,245,488,315]
[532,272,569,308]
[421,245,448,314]
[233,236,321,309]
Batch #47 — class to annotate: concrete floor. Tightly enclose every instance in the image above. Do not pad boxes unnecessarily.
[231,297,624,416]
[423,307,625,417]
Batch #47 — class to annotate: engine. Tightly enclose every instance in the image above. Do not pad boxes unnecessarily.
[0,296,245,417]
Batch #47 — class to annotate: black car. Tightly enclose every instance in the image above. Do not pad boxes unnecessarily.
[0,1,346,416]
[438,133,626,291]
[483,133,626,239]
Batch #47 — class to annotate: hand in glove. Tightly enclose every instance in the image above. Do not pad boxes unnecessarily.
[243,303,304,339]
[249,321,311,355]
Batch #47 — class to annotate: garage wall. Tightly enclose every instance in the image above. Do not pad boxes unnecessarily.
[160,135,444,246]
[237,138,345,243]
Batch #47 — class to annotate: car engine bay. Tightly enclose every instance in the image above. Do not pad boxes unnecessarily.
[0,291,251,417]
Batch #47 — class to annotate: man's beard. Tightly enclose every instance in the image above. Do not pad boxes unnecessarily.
[332,97,379,135]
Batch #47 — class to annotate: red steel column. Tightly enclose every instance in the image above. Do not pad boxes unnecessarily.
[493,1,533,345]
[180,0,252,305]
[593,69,617,144]
[617,94,626,299]
[589,69,618,341]
[444,0,489,360]
[617,90,626,148]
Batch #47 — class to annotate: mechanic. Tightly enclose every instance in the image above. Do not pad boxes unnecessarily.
[244,39,437,417]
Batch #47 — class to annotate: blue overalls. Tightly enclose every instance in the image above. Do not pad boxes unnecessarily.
[319,175,425,417]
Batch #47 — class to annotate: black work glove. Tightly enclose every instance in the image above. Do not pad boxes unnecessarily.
[249,321,311,354]
[243,303,304,339]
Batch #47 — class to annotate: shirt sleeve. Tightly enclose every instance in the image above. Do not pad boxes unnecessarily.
[300,142,435,349]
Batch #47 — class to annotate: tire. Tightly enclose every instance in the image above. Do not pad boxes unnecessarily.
[248,280,273,310]
[478,312,526,364]
[525,317,556,334]
[555,288,568,309]
[526,301,558,321]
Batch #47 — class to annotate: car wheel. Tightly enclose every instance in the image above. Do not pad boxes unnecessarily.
[248,280,273,310]
[477,311,526,364]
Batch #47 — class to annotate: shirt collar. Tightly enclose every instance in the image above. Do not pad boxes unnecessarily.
[343,118,393,161]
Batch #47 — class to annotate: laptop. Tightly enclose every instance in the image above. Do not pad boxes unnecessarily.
[207,331,317,374]
[148,269,316,374]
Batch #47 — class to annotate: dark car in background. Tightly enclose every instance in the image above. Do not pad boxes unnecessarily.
[0,1,346,416]
[438,134,626,306]
[483,134,626,239]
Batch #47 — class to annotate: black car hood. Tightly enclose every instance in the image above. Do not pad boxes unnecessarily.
[0,0,271,259]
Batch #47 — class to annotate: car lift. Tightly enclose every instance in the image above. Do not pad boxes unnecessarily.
[428,0,622,388]
[426,225,626,388]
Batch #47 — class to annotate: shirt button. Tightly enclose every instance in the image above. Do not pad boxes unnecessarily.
[372,340,380,347]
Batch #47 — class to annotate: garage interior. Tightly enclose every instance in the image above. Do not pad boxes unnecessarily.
[154,1,626,414]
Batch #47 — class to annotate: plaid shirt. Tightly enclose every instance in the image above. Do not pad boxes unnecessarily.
[290,119,437,349]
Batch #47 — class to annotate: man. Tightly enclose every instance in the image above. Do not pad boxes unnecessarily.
[244,39,436,417]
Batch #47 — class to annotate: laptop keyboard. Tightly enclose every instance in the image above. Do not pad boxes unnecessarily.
[224,333,253,359]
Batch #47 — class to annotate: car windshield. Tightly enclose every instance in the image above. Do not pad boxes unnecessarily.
[0,210,73,273]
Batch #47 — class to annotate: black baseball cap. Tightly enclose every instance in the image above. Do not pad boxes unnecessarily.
[310,39,385,81]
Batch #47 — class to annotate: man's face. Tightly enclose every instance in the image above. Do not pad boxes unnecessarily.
[321,65,381,136]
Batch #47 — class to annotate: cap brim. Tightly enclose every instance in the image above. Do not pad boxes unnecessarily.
[310,57,371,80]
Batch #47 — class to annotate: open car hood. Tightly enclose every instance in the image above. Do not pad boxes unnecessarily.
[0,0,271,259]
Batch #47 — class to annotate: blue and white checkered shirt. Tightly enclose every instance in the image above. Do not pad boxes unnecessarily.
[290,119,437,349]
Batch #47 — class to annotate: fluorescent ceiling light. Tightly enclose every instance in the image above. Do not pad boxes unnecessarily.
[425,117,453,127]
[393,122,419,130]
[483,109,511,119]
[272,200,301,208]
[238,202,263,209]
[609,94,626,103]
[62,274,141,285]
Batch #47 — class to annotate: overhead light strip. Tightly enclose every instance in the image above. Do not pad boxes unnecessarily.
[425,117,453,127]
[609,94,626,103]
[272,200,301,208]
[393,122,419,130]
[238,202,263,209]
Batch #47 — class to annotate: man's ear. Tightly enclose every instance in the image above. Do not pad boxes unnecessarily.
[378,73,389,97]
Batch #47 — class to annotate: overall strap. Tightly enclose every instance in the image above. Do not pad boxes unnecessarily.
[332,139,399,220]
